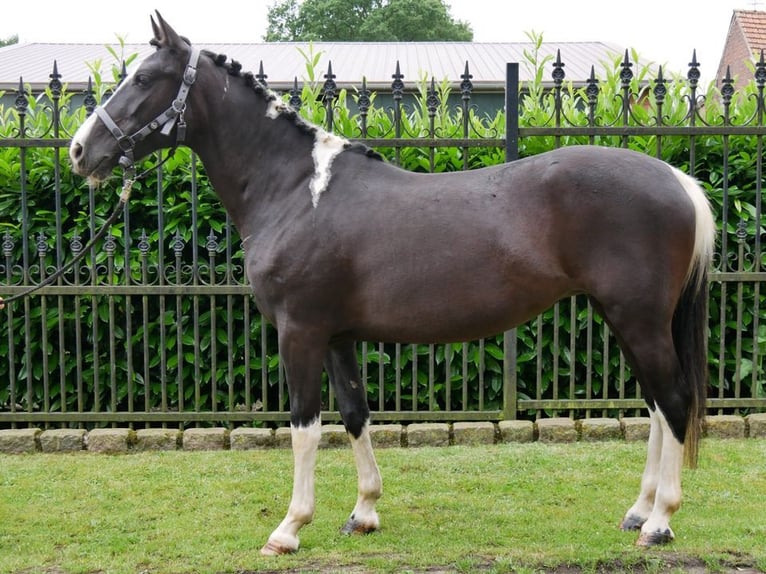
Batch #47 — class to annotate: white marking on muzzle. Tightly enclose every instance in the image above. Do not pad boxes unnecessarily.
[310,130,347,208]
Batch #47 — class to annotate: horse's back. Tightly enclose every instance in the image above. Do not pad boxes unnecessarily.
[313,146,701,342]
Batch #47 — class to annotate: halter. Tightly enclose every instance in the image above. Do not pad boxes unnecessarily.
[95,46,201,182]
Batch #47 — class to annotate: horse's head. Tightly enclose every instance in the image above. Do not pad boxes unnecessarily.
[70,12,199,183]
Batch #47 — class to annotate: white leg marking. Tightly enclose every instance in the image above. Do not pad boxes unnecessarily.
[309,130,347,207]
[345,421,382,533]
[638,407,683,544]
[622,409,662,528]
[263,417,322,555]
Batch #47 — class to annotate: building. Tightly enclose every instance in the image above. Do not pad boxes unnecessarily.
[0,41,638,115]
[716,9,766,88]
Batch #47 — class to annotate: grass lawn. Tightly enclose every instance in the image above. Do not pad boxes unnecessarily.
[1,439,764,573]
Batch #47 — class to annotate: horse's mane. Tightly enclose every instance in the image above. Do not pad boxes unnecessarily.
[199,49,383,162]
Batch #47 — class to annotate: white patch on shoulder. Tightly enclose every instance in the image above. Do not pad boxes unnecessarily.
[310,130,347,207]
[266,98,288,119]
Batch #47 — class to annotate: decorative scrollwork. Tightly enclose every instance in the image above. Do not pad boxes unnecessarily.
[322,61,337,102]
[653,67,667,105]
[619,51,633,87]
[552,50,566,86]
[288,77,302,111]
[83,77,97,116]
[391,61,405,100]
[36,232,48,256]
[460,62,473,101]
[426,78,439,117]
[103,232,116,255]
[736,219,748,243]
[70,233,83,255]
[357,77,371,113]
[686,50,701,89]
[138,229,151,255]
[755,50,766,88]
[720,67,734,106]
[206,230,220,255]
[49,61,63,98]
[256,60,268,88]
[171,231,185,256]
[2,232,15,258]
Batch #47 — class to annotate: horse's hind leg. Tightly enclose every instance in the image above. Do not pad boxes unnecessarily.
[325,340,382,535]
[597,305,687,546]
[620,408,662,531]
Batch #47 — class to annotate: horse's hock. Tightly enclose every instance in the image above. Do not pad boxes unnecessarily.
[1,415,764,454]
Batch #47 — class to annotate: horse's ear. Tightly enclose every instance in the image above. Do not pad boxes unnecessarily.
[150,11,184,49]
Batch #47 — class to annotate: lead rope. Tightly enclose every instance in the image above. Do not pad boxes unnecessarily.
[0,149,176,308]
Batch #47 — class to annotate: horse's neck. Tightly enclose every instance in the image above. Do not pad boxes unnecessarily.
[190,83,318,236]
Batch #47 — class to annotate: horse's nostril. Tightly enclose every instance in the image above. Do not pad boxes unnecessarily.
[70,142,83,161]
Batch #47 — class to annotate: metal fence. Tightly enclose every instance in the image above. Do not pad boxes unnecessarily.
[0,52,764,429]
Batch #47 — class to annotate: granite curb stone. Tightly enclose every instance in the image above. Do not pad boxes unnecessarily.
[369,424,404,448]
[620,417,651,441]
[536,418,577,443]
[406,423,450,447]
[39,429,86,453]
[453,421,496,445]
[87,428,135,454]
[746,413,766,438]
[498,420,534,443]
[182,427,229,451]
[230,427,274,450]
[578,418,622,442]
[320,424,349,448]
[0,428,41,453]
[135,429,182,451]
[705,414,746,439]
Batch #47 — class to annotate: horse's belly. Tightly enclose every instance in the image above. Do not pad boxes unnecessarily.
[347,273,572,344]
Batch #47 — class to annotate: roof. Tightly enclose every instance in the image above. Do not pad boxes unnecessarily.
[735,9,766,56]
[715,9,766,86]
[0,41,631,93]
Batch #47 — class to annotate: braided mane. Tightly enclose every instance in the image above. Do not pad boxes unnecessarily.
[200,49,383,161]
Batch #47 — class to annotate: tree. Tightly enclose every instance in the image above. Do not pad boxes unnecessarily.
[0,34,19,48]
[265,0,473,42]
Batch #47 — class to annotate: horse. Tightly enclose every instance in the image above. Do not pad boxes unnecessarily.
[69,12,716,555]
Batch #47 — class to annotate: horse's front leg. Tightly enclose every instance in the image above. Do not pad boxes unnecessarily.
[325,341,382,535]
[261,329,326,556]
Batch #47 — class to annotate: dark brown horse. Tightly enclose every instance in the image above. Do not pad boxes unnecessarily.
[69,13,716,555]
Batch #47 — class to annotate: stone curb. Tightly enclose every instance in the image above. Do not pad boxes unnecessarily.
[2,415,764,454]
[0,428,41,454]
[87,428,136,454]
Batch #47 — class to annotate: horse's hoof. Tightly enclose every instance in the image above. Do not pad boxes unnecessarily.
[620,514,646,531]
[636,528,674,547]
[340,518,377,536]
[260,540,296,556]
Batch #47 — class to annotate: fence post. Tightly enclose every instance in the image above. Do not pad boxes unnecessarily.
[502,63,519,420]
[505,63,519,162]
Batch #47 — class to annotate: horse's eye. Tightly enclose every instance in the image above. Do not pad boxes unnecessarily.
[134,73,150,87]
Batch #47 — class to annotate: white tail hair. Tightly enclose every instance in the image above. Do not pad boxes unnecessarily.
[670,166,716,290]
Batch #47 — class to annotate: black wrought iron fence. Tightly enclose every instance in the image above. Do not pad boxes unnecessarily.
[0,50,764,429]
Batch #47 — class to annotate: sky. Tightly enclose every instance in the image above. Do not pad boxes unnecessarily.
[0,0,760,81]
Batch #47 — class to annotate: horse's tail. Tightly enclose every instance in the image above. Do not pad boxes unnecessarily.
[671,167,716,468]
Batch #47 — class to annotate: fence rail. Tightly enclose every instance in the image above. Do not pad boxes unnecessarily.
[0,50,764,428]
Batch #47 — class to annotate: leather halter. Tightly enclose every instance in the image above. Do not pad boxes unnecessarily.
[94,46,201,178]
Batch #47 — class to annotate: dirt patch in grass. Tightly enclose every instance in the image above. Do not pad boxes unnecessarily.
[239,552,765,574]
